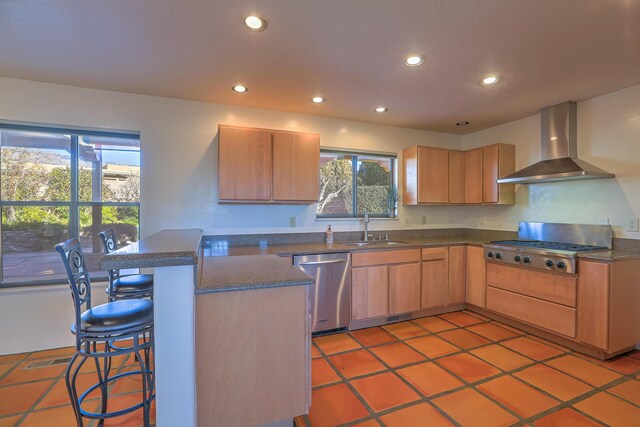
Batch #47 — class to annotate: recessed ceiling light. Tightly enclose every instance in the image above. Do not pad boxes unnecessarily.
[312,96,325,103]
[481,75,499,85]
[244,15,267,31]
[375,106,388,113]
[405,55,424,66]
[456,121,470,126]
[232,85,248,93]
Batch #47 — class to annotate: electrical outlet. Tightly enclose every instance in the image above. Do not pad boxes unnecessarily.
[289,216,296,227]
[421,216,427,225]
[626,217,639,232]
[404,216,413,226]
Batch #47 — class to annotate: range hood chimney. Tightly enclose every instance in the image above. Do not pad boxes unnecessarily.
[497,101,614,184]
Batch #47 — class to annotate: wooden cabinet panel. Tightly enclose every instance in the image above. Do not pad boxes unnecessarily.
[464,148,483,204]
[487,287,576,338]
[465,246,486,307]
[272,132,319,201]
[422,247,447,261]
[483,144,515,204]
[449,150,465,204]
[577,261,609,349]
[422,258,448,309]
[218,126,272,200]
[448,245,466,305]
[402,146,419,206]
[352,249,420,268]
[389,263,421,315]
[352,266,389,320]
[418,146,449,203]
[487,263,577,307]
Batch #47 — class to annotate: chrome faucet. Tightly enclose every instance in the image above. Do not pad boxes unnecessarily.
[363,209,374,241]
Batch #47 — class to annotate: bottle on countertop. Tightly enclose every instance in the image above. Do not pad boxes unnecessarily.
[326,225,334,244]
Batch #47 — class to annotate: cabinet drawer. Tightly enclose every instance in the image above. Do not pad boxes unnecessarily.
[352,249,420,267]
[421,247,447,261]
[487,287,576,337]
[486,263,576,307]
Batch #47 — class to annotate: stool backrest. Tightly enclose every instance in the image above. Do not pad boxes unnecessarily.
[55,239,92,335]
[99,228,122,286]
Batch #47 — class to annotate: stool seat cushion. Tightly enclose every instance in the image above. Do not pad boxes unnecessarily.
[72,299,153,334]
[112,274,153,294]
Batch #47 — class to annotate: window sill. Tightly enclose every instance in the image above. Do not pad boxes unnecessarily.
[315,217,399,222]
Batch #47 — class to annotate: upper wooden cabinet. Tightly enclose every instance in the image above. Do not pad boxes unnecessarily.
[218,125,319,203]
[403,143,515,206]
[402,146,449,205]
[483,144,516,204]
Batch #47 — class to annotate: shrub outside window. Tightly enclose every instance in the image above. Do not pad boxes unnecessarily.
[317,150,397,218]
[0,124,141,286]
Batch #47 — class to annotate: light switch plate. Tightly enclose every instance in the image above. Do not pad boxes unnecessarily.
[289,216,296,227]
[404,216,413,226]
[626,217,639,232]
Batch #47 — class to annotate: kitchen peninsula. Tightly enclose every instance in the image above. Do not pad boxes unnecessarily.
[100,229,314,427]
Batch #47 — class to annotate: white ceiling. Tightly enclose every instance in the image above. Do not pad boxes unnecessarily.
[1,0,639,134]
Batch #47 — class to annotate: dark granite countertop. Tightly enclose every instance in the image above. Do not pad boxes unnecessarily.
[196,255,314,294]
[203,236,488,257]
[577,250,640,262]
[100,229,204,270]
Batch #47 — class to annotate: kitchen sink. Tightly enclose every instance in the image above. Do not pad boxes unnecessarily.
[344,240,407,246]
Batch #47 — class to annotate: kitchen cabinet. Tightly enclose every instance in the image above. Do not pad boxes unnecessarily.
[351,249,421,320]
[218,125,319,203]
[449,150,466,204]
[465,246,486,307]
[421,247,448,308]
[577,259,640,354]
[402,146,449,205]
[482,144,516,204]
[447,245,466,304]
[464,148,483,204]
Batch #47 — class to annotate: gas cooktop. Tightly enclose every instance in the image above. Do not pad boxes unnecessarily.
[488,239,608,253]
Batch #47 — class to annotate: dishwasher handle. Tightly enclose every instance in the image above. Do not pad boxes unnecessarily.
[297,259,348,266]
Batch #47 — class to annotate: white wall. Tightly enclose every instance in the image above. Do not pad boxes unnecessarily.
[461,84,640,238]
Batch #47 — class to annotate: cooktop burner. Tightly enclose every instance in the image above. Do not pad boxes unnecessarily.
[489,239,608,253]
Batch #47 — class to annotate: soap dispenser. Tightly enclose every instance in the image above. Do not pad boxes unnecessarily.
[325,225,334,244]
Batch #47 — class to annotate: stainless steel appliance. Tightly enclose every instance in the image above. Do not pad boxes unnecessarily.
[293,253,351,333]
[483,222,612,274]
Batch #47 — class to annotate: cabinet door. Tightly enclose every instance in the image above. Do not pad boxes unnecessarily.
[422,259,448,308]
[464,148,483,204]
[465,246,486,307]
[352,266,389,320]
[273,132,320,201]
[389,263,421,315]
[418,147,449,203]
[449,150,465,204]
[218,126,272,200]
[448,246,466,304]
[577,261,609,349]
[483,144,516,204]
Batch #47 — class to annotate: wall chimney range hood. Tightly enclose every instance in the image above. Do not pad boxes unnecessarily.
[497,101,614,184]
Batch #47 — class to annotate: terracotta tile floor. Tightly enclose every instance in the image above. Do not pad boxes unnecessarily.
[0,348,154,426]
[298,310,640,427]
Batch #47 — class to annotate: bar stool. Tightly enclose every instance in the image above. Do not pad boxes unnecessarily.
[99,229,153,301]
[55,239,155,427]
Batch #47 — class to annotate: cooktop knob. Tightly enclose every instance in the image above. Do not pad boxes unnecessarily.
[514,255,522,262]
[545,259,555,268]
[495,252,503,259]
[556,261,567,269]
[487,251,494,258]
[523,256,531,264]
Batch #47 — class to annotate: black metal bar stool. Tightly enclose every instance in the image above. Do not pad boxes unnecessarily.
[55,238,155,427]
[99,229,153,301]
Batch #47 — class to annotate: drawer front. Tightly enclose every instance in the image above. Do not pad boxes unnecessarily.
[487,287,576,337]
[352,249,421,267]
[486,263,576,307]
[421,247,447,261]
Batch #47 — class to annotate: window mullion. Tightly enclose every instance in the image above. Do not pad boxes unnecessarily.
[352,155,358,218]
[70,135,79,239]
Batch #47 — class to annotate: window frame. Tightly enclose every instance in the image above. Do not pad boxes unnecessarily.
[0,122,141,288]
[316,148,397,219]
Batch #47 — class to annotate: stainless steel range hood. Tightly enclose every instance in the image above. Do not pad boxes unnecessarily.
[497,101,614,184]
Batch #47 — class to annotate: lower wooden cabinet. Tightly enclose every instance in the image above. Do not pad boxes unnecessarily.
[421,248,448,308]
[465,246,486,307]
[448,245,466,304]
[389,263,421,315]
[351,265,388,320]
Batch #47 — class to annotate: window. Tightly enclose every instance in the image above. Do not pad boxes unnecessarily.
[317,150,397,218]
[0,124,141,286]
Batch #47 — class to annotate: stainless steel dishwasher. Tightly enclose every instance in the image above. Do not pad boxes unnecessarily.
[293,253,351,333]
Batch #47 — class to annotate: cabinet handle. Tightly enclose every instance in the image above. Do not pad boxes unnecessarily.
[298,259,347,266]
